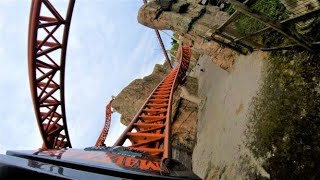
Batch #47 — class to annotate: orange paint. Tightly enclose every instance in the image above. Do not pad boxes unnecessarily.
[114,155,124,166]
[139,159,161,172]
[124,157,139,168]
[38,150,165,173]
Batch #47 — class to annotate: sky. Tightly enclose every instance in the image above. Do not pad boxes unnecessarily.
[0,0,172,154]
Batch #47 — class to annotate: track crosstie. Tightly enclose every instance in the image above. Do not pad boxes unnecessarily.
[114,45,191,160]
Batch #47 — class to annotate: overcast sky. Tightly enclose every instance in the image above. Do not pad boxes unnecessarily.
[0,0,172,154]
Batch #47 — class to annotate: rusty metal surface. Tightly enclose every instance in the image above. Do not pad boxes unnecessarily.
[154,29,173,68]
[113,45,191,160]
[95,99,114,147]
[28,0,75,149]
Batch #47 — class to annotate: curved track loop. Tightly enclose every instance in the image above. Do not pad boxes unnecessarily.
[28,0,75,149]
[95,99,114,147]
[114,44,191,160]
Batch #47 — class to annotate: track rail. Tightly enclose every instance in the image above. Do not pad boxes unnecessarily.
[114,44,191,160]
[142,0,173,69]
[28,0,75,149]
[95,99,114,147]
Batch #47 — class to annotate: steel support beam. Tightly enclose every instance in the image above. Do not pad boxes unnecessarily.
[28,0,75,149]
[95,99,114,147]
[142,0,173,69]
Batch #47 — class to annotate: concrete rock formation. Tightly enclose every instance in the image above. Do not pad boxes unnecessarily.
[112,63,171,125]
[138,0,239,70]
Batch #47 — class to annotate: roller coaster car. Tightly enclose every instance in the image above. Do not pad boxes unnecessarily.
[0,147,201,179]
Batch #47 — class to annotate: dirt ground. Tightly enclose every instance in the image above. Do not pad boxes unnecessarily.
[190,52,269,179]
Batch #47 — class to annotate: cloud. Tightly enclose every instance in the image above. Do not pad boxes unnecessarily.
[105,112,126,146]
[0,1,42,154]
[0,1,173,154]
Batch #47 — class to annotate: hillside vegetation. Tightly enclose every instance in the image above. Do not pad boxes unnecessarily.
[234,0,320,179]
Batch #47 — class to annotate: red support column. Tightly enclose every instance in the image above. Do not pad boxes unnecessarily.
[28,0,75,149]
[95,99,114,147]
[142,0,173,69]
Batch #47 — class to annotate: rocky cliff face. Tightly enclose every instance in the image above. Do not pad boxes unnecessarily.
[138,0,240,71]
[112,62,199,167]
[112,63,171,125]
[171,77,198,155]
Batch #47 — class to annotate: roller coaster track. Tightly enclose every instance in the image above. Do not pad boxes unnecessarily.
[95,99,114,147]
[114,44,191,160]
[28,0,75,149]
[28,0,190,155]
[142,0,173,69]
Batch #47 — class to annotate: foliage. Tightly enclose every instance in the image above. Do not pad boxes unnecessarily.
[169,32,179,64]
[246,51,320,179]
[219,0,320,178]
[233,0,288,36]
[234,16,266,36]
[250,0,288,20]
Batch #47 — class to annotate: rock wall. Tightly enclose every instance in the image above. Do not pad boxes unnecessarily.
[112,63,171,125]
[171,77,198,155]
[138,0,240,71]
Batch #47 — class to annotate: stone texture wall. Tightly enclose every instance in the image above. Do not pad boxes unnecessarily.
[171,77,198,155]
[112,63,171,125]
[138,0,240,71]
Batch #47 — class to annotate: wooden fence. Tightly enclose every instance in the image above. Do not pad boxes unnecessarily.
[211,0,320,54]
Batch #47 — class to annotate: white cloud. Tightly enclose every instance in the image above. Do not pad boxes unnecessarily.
[0,1,173,154]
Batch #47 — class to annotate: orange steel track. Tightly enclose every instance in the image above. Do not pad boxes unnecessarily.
[28,0,75,149]
[95,99,114,147]
[114,45,191,160]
